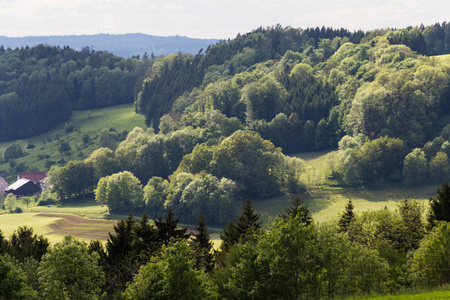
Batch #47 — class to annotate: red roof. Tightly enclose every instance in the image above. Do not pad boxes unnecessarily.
[17,172,48,184]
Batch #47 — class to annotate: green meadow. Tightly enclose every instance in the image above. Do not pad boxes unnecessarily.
[0,103,146,181]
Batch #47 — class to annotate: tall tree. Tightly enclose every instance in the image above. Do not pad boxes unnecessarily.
[220,198,261,252]
[281,196,312,225]
[154,207,188,245]
[338,200,355,232]
[428,181,450,226]
[191,212,214,272]
[38,235,105,300]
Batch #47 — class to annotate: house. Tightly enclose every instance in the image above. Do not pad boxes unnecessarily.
[0,177,8,194]
[17,172,48,185]
[5,178,41,197]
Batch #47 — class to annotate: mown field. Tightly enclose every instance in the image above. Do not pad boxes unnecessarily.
[0,103,146,182]
[0,213,117,244]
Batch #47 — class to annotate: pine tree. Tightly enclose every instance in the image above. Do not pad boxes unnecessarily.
[282,196,312,225]
[106,212,134,261]
[338,200,355,232]
[154,207,188,245]
[132,212,159,258]
[236,198,262,237]
[220,198,261,252]
[192,211,214,272]
[428,181,450,226]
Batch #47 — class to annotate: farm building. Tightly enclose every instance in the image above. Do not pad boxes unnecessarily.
[0,176,8,194]
[5,178,41,196]
[18,171,49,190]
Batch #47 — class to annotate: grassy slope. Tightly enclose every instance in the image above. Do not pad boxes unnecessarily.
[0,104,146,182]
[253,151,438,224]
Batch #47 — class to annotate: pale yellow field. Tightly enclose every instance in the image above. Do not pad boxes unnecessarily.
[0,213,117,244]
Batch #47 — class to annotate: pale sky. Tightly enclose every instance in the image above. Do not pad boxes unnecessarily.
[0,0,449,39]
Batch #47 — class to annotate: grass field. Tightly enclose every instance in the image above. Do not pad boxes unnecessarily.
[435,54,450,64]
[253,150,438,224]
[0,213,117,244]
[0,103,146,182]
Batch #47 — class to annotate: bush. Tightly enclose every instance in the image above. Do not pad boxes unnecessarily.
[13,207,23,213]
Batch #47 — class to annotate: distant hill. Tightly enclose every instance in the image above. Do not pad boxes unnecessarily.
[0,33,220,58]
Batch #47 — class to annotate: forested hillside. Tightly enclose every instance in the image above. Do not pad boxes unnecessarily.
[0,45,150,141]
[3,21,450,300]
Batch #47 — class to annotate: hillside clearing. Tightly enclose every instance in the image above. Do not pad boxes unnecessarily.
[0,104,146,181]
[253,150,438,223]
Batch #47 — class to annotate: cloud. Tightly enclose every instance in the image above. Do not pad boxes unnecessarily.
[0,0,448,38]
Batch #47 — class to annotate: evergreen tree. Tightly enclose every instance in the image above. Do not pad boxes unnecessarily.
[428,181,450,226]
[132,212,159,259]
[192,212,214,272]
[154,207,188,245]
[338,200,355,232]
[7,226,49,262]
[220,198,261,252]
[106,213,134,261]
[281,196,312,225]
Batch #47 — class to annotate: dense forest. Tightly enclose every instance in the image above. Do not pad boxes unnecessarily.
[0,45,150,141]
[2,187,450,299]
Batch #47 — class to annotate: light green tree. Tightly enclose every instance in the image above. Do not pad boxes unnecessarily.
[5,193,16,211]
[38,235,104,300]
[122,240,218,299]
[95,171,144,213]
[402,148,428,184]
[410,222,450,286]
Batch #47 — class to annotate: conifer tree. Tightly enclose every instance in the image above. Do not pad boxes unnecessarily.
[220,198,261,252]
[192,211,214,272]
[132,212,159,258]
[428,181,450,226]
[106,212,135,261]
[282,196,312,225]
[338,200,355,232]
[154,207,188,245]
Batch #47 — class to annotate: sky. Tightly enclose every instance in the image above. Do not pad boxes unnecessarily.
[0,0,449,39]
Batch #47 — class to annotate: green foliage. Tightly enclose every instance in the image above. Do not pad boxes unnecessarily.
[49,160,95,200]
[409,221,450,287]
[98,128,118,150]
[191,212,214,272]
[338,136,408,185]
[3,143,24,161]
[95,171,144,213]
[7,226,49,262]
[428,181,450,225]
[5,193,16,211]
[38,235,105,300]
[220,216,390,299]
[154,207,188,245]
[403,148,428,184]
[338,199,355,232]
[122,240,219,300]
[220,198,261,252]
[0,254,37,299]
[281,195,312,225]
